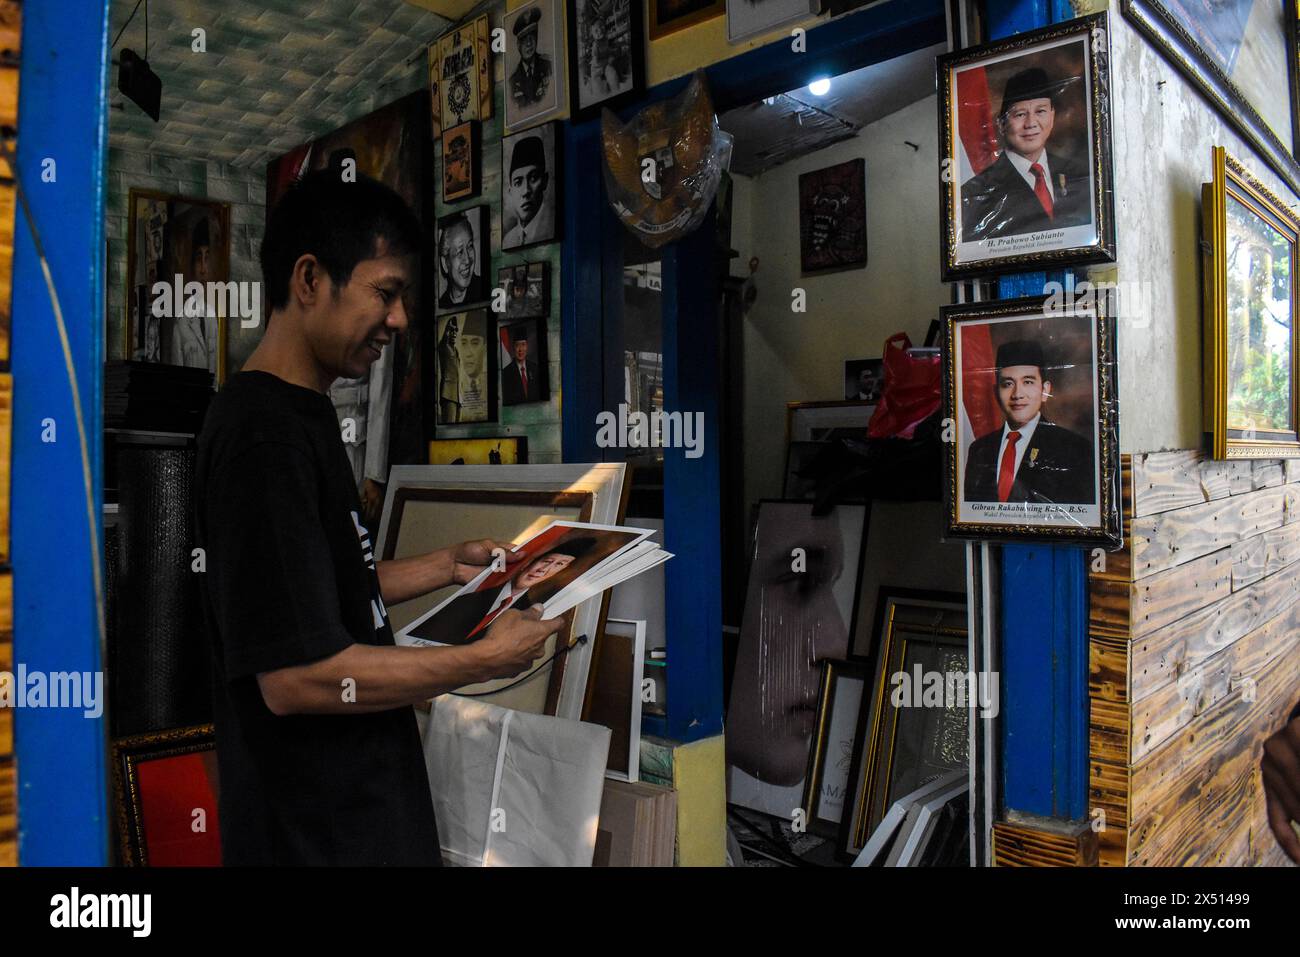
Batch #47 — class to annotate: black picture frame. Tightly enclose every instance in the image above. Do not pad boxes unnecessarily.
[940,292,1121,547]
[496,261,551,319]
[501,122,563,251]
[442,120,481,204]
[435,204,491,316]
[937,11,1117,280]
[567,0,646,123]
[499,316,551,406]
[1121,0,1300,198]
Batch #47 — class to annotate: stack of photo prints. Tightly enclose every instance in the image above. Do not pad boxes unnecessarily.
[396,521,671,647]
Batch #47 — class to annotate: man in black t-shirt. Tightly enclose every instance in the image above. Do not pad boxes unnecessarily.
[195,171,563,865]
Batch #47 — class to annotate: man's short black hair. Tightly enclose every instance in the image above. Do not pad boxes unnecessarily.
[260,169,422,312]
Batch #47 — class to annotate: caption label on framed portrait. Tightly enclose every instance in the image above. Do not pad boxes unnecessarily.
[943,295,1120,545]
[939,12,1115,279]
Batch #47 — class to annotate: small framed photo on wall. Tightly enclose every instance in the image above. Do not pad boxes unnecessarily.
[648,0,724,40]
[442,121,480,203]
[502,122,561,250]
[436,205,490,315]
[941,293,1120,546]
[497,261,551,319]
[499,317,551,406]
[799,158,867,274]
[844,357,882,402]
[504,0,568,132]
[428,14,493,139]
[937,12,1116,280]
[568,0,644,122]
[1202,146,1300,460]
[434,310,496,425]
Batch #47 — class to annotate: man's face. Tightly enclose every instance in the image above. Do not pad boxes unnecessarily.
[191,244,211,283]
[1001,97,1054,159]
[857,369,875,394]
[459,327,485,377]
[516,551,573,589]
[440,222,476,294]
[514,339,528,363]
[303,244,411,380]
[520,33,537,60]
[996,364,1048,429]
[508,164,547,228]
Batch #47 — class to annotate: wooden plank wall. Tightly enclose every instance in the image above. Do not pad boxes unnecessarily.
[0,0,18,869]
[1089,450,1300,867]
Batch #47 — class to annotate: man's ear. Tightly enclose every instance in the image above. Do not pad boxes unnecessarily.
[291,254,323,307]
[1042,379,1053,398]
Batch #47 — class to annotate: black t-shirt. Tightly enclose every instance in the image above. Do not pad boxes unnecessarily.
[194,370,440,865]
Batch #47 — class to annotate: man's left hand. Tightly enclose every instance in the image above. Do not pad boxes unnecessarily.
[452,539,522,585]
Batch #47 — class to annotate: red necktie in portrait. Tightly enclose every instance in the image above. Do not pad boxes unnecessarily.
[998,431,1021,502]
[1030,163,1054,219]
[520,366,529,397]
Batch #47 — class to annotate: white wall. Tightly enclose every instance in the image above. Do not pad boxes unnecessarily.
[736,95,949,514]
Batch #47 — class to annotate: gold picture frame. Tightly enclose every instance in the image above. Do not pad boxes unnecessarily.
[1202,147,1300,460]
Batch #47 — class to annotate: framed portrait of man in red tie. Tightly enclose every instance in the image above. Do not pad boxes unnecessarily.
[499,317,550,406]
[938,12,1117,281]
[941,293,1119,547]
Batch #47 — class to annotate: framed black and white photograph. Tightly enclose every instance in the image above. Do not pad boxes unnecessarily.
[502,123,561,250]
[844,357,883,402]
[498,261,551,319]
[436,205,490,315]
[568,0,644,121]
[938,12,1116,280]
[499,317,551,407]
[504,0,568,132]
[727,0,816,44]
[941,293,1120,546]
[434,310,496,425]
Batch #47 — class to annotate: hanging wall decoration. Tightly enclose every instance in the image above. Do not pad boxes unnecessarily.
[429,14,493,139]
[798,158,867,274]
[601,70,733,249]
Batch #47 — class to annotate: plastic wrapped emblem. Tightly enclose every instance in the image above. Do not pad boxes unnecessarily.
[601,70,733,248]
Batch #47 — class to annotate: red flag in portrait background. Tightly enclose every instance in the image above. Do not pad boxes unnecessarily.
[956,65,999,179]
[961,323,1004,447]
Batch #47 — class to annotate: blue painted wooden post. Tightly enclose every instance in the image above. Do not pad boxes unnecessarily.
[11,0,112,864]
[986,0,1090,821]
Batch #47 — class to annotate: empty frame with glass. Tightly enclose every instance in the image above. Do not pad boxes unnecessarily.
[1203,147,1300,459]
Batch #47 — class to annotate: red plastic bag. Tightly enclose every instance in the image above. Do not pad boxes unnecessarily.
[867,333,941,440]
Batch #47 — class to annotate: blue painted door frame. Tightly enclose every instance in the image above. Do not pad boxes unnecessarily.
[10,0,112,864]
[562,0,947,743]
[986,0,1090,822]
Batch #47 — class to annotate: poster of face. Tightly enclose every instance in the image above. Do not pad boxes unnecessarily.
[436,205,490,315]
[435,310,495,425]
[726,501,868,819]
[727,0,816,44]
[799,158,867,274]
[843,357,882,402]
[943,295,1119,545]
[501,123,560,250]
[497,261,550,319]
[442,121,480,203]
[504,0,567,132]
[568,0,644,120]
[429,14,492,139]
[265,91,430,472]
[126,191,230,379]
[499,317,550,407]
[939,14,1115,280]
[401,521,646,646]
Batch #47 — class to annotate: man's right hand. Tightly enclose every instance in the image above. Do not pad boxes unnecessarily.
[476,605,565,679]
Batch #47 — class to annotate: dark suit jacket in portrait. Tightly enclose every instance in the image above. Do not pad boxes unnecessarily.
[964,420,1095,505]
[502,359,541,405]
[511,55,552,109]
[409,588,526,646]
[960,150,1091,241]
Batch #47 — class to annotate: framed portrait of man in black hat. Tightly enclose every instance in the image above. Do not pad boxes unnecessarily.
[501,123,561,250]
[504,0,568,132]
[938,12,1116,280]
[941,293,1120,546]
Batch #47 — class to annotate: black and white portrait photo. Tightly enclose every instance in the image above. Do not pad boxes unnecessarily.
[939,14,1115,279]
[501,123,560,250]
[843,357,882,402]
[569,0,644,120]
[943,294,1119,545]
[504,0,567,131]
[436,205,489,315]
[498,262,550,319]
[435,310,495,425]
